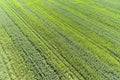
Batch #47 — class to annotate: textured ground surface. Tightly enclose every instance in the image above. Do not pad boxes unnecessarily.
[0,0,120,80]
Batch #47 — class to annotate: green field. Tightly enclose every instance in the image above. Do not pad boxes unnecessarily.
[0,0,120,80]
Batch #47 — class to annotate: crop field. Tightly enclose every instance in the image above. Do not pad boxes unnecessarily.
[0,0,120,80]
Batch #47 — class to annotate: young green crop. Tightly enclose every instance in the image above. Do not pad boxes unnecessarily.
[0,0,120,80]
